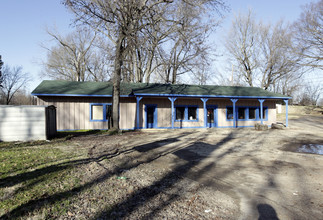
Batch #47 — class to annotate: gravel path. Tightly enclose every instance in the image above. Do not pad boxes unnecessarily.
[57,114,323,219]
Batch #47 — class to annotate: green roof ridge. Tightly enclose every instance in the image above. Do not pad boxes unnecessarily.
[31,80,290,99]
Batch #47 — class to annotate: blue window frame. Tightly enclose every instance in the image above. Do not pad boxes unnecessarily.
[226,106,268,121]
[90,103,112,122]
[175,105,199,122]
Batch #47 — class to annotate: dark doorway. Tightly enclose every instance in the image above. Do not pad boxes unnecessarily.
[207,106,217,128]
[146,105,157,128]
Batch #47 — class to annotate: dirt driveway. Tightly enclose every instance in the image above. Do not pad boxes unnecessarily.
[54,115,323,219]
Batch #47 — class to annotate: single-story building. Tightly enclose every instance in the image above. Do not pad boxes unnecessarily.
[31,80,291,131]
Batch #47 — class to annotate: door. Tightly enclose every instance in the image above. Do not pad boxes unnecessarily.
[146,105,157,128]
[207,106,217,128]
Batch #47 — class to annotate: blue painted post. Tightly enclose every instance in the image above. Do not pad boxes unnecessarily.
[284,99,288,127]
[201,98,209,128]
[258,99,265,125]
[168,97,177,129]
[230,99,238,128]
[136,97,143,129]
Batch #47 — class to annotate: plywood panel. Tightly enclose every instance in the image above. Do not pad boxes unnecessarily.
[84,103,91,129]
[79,102,85,130]
[69,102,75,130]
[74,100,80,130]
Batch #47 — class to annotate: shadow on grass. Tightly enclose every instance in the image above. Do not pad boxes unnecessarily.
[0,131,195,218]
[1,130,248,219]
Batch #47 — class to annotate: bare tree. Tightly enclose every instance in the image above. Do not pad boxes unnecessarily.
[156,0,223,84]
[259,21,303,90]
[224,10,259,87]
[298,82,322,106]
[63,0,178,130]
[292,0,323,70]
[0,65,30,105]
[225,11,304,90]
[9,89,36,105]
[121,18,168,83]
[0,55,3,87]
[189,64,215,85]
[42,27,112,81]
[63,0,226,129]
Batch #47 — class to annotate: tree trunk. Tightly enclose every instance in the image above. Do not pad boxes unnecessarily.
[112,34,124,130]
[171,67,177,84]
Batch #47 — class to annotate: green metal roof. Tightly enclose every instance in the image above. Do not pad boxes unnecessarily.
[31,80,290,99]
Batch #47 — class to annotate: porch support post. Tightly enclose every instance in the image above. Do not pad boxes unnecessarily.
[284,99,289,127]
[230,99,238,128]
[201,98,209,128]
[258,99,265,125]
[136,96,143,129]
[168,97,177,129]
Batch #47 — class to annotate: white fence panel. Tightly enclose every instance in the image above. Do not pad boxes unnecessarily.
[0,105,56,141]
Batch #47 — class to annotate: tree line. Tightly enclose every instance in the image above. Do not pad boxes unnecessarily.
[219,1,322,105]
[1,1,322,128]
[43,0,225,85]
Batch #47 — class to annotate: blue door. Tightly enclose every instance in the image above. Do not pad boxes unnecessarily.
[146,105,157,128]
[207,107,217,128]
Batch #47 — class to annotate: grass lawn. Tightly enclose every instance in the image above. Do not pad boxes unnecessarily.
[0,137,87,219]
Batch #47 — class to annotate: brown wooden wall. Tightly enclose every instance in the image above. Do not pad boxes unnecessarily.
[37,96,278,130]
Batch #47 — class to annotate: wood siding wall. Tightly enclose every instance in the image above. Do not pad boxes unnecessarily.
[37,96,277,130]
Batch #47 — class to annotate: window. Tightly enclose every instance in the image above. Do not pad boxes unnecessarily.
[176,107,185,120]
[238,107,246,119]
[92,105,103,120]
[227,107,233,119]
[188,107,197,120]
[175,105,198,121]
[249,107,256,119]
[90,103,112,121]
[226,106,267,121]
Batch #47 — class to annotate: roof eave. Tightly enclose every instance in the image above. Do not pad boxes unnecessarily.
[31,92,291,100]
[31,93,131,98]
[132,93,292,99]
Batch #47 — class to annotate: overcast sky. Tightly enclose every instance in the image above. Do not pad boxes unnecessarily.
[0,0,317,92]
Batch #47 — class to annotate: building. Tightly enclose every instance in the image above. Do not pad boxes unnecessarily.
[31,80,290,131]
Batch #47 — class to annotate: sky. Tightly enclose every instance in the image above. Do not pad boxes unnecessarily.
[0,0,319,93]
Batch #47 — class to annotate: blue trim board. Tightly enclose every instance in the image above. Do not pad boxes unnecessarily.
[201,98,209,128]
[89,103,112,122]
[174,105,199,122]
[168,97,177,129]
[136,97,143,129]
[133,93,292,100]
